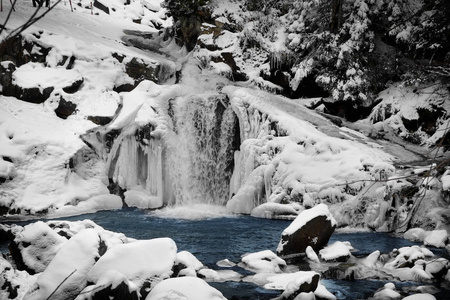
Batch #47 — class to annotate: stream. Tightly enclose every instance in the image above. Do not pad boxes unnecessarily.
[2,207,449,299]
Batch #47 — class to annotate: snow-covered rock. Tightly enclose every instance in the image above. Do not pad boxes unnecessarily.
[277,204,336,257]
[145,277,227,300]
[87,238,177,291]
[371,282,401,299]
[424,230,448,248]
[174,250,204,277]
[319,241,353,262]
[23,228,101,300]
[9,221,67,273]
[75,270,140,300]
[240,250,286,273]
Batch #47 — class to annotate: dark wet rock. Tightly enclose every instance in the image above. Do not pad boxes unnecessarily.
[125,57,171,84]
[277,215,336,257]
[62,78,84,94]
[277,205,336,258]
[0,34,49,66]
[87,116,113,126]
[55,97,77,119]
[94,0,110,14]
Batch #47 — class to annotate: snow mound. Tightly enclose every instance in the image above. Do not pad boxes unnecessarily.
[23,229,100,300]
[145,277,227,300]
[240,250,286,273]
[87,238,177,288]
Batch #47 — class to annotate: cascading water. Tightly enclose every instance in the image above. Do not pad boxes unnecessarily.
[166,93,239,206]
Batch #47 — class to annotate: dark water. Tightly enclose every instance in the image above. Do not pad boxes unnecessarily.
[1,208,449,299]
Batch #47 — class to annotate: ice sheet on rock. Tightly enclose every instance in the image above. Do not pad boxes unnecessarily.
[145,277,227,300]
[23,229,100,300]
[87,238,177,287]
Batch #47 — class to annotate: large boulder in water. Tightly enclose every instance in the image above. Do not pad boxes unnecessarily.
[276,204,336,258]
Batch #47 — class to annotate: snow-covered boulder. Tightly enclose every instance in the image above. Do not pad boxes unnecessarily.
[75,270,140,300]
[9,221,67,273]
[424,230,448,248]
[145,277,227,300]
[277,204,336,258]
[0,257,36,300]
[371,282,401,299]
[87,238,177,295]
[319,241,353,262]
[23,228,101,300]
[174,250,204,277]
[240,250,287,273]
[276,272,321,300]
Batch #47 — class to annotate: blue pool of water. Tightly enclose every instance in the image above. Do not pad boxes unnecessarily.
[1,207,449,299]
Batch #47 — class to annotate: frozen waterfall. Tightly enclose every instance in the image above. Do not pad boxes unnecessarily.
[166,94,239,206]
[100,92,239,208]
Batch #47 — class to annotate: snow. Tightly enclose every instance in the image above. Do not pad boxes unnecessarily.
[282,204,336,236]
[14,221,67,273]
[240,250,286,273]
[305,246,320,263]
[87,237,177,287]
[424,230,448,248]
[402,294,436,300]
[319,241,353,261]
[145,277,227,300]
[176,250,204,277]
[404,229,449,248]
[23,228,100,300]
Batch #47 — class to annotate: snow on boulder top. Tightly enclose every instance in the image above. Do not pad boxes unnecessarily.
[145,277,227,300]
[13,63,82,91]
[240,250,287,273]
[23,228,101,300]
[319,241,353,262]
[282,204,336,236]
[87,237,177,287]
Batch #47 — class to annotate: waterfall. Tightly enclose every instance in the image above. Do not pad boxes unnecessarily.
[166,93,238,206]
[105,124,165,209]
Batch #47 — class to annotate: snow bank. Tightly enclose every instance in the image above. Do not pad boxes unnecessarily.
[145,277,227,300]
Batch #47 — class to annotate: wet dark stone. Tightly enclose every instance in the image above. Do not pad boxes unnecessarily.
[55,97,77,119]
[277,215,336,258]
